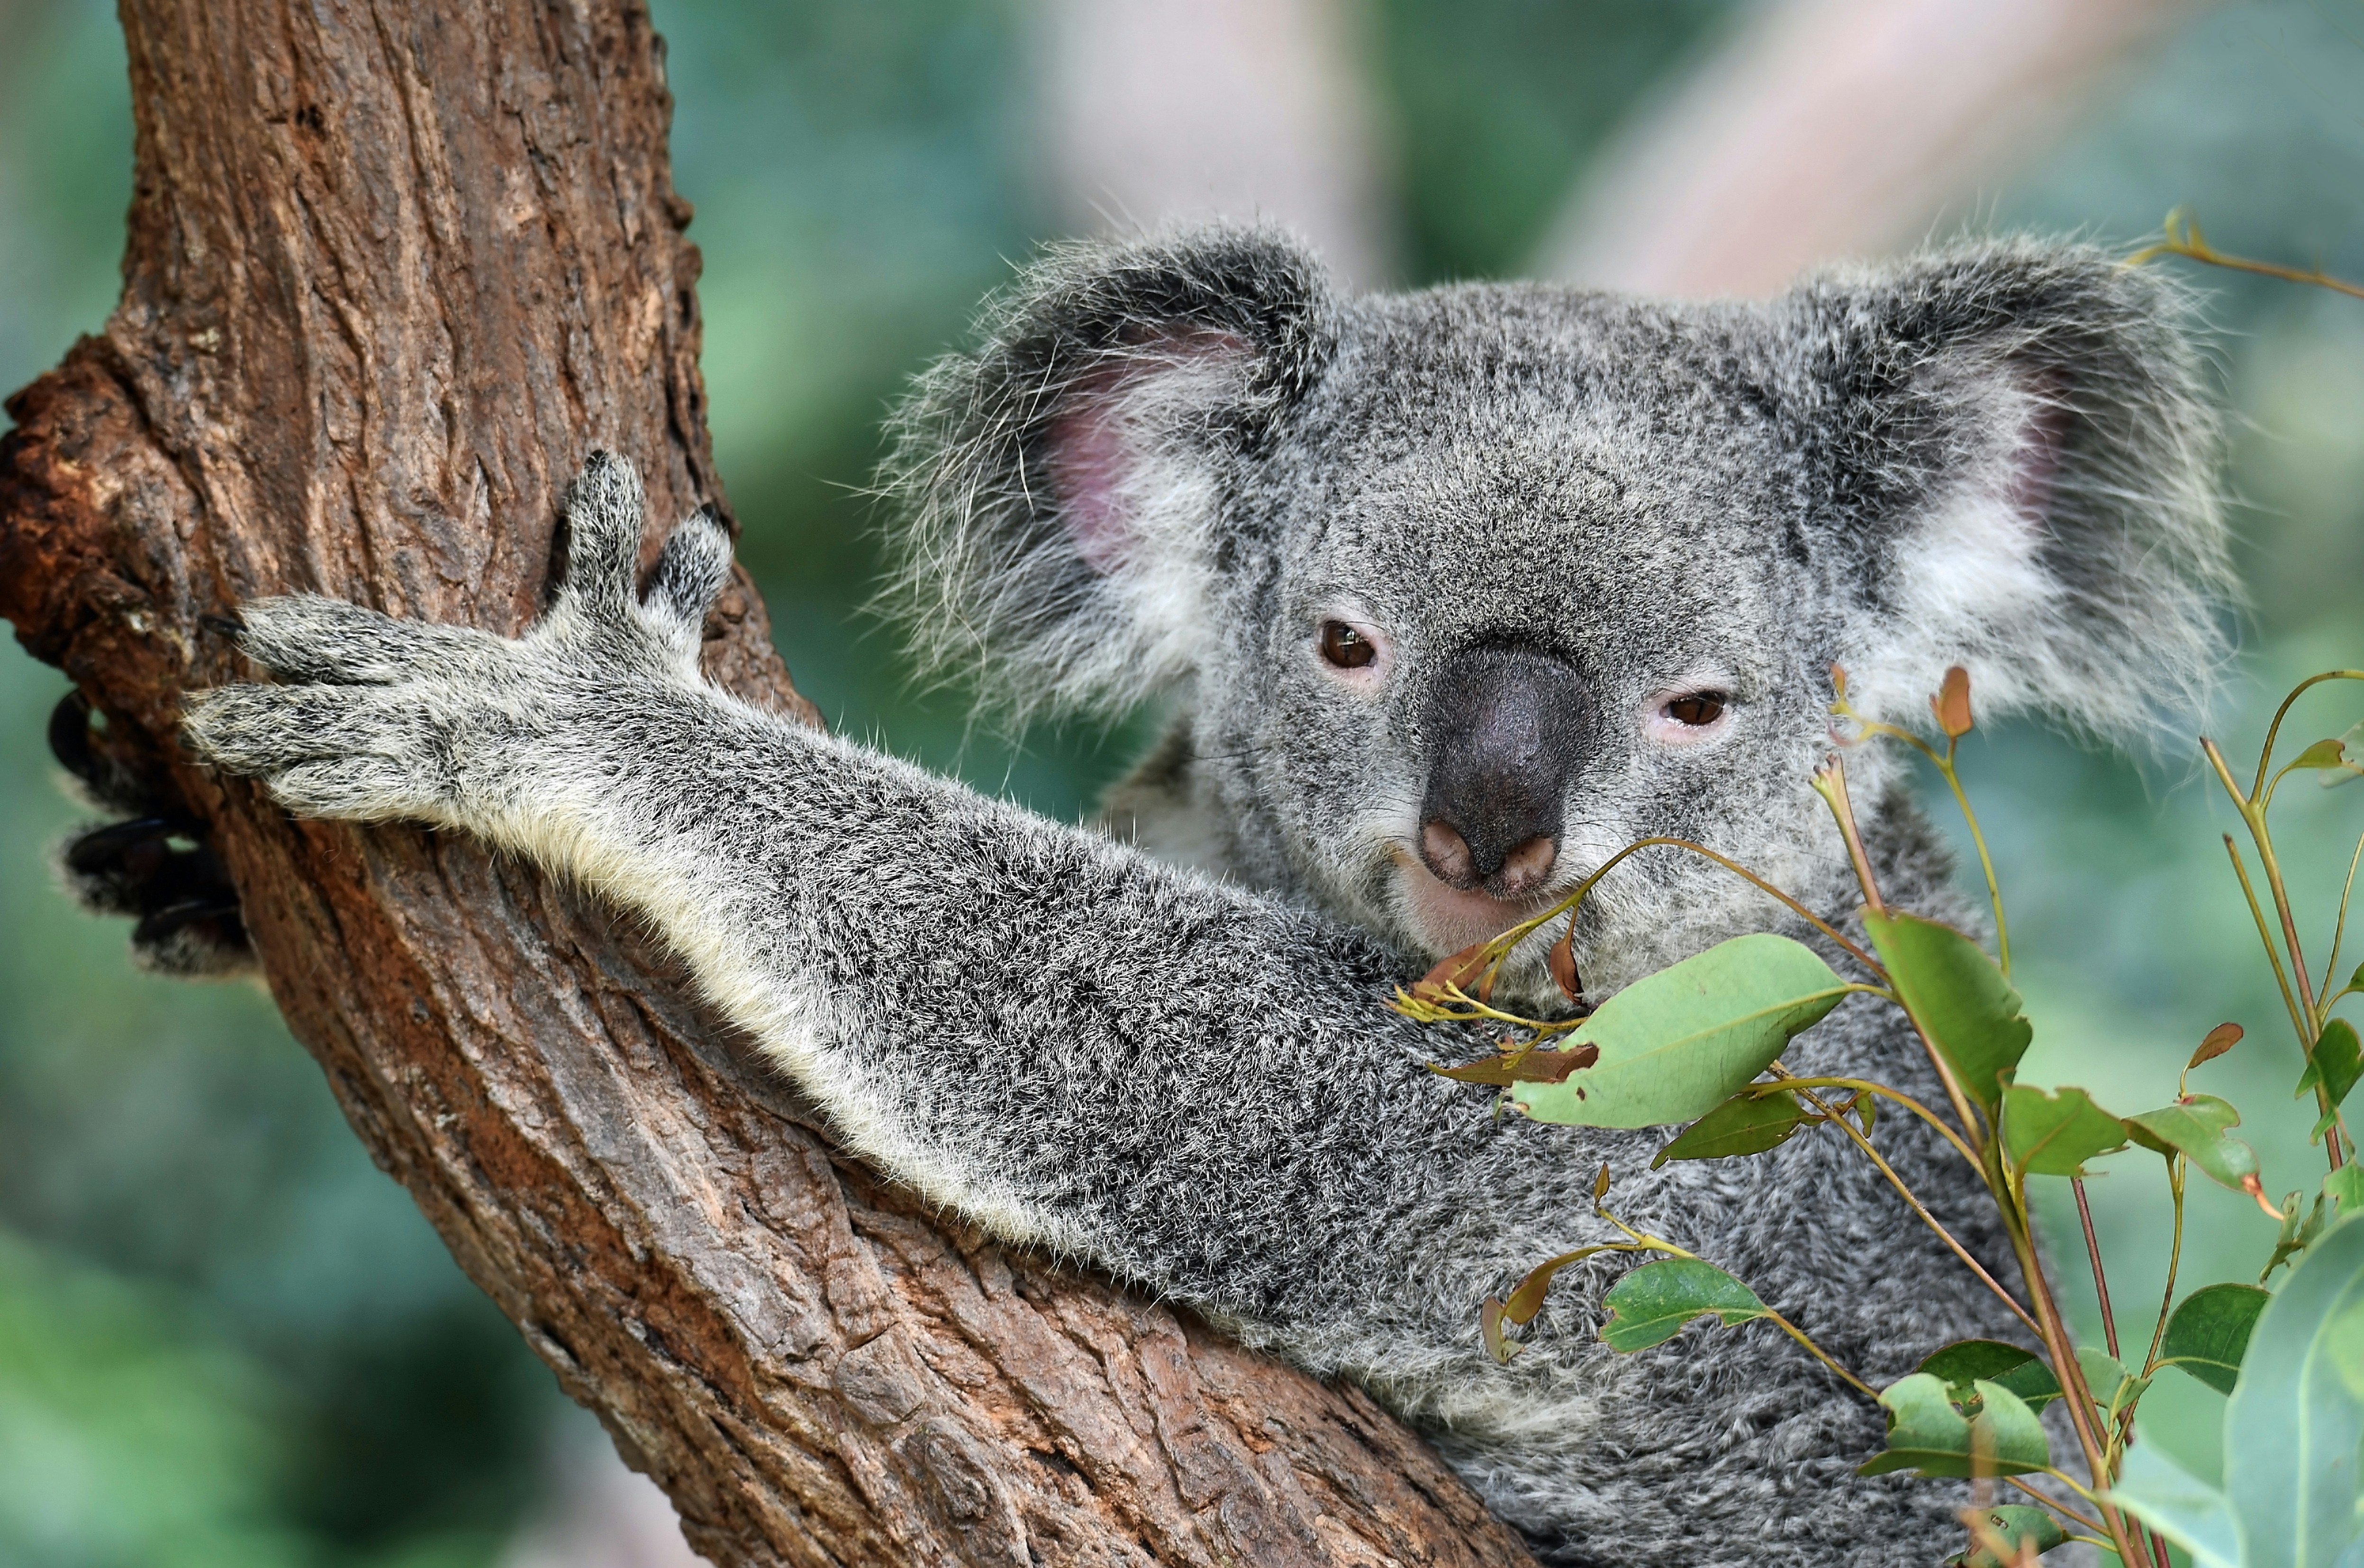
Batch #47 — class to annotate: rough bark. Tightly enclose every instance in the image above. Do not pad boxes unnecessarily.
[0,3,1534,1565]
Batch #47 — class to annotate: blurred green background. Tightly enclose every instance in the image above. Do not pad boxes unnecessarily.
[2,0,2362,1561]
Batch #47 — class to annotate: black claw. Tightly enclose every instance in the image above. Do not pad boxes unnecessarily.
[48,689,98,782]
[133,897,245,946]
[63,815,184,876]
[199,611,247,638]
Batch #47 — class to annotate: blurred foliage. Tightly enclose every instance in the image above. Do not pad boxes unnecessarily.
[1371,0,1732,281]
[4,0,2364,1557]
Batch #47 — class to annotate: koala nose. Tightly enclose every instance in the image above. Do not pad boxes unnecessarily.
[1417,644,1594,899]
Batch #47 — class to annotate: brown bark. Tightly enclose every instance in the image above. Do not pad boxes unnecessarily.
[0,3,1533,1564]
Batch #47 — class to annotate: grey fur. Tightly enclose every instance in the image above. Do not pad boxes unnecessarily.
[183,229,2227,1566]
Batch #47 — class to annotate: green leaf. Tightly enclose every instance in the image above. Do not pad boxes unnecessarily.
[2296,1017,2363,1111]
[2224,1210,2364,1568]
[1857,1373,1970,1477]
[2290,737,2353,770]
[2318,722,2364,789]
[2106,1438,2241,1568]
[2325,1163,2364,1218]
[2123,1095,2261,1192]
[1510,935,1849,1129]
[1915,1339,2062,1413]
[1597,1259,1767,1352]
[1862,911,2029,1109]
[1959,1505,2068,1567]
[2001,1084,2127,1176]
[1857,1374,2050,1478]
[1650,1089,1812,1168]
[2264,1190,2331,1284]
[2157,1282,2271,1395]
[2075,1345,2149,1424]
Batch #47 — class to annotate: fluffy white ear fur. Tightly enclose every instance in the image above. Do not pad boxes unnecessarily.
[1036,332,1258,713]
[1836,353,2227,746]
[1839,370,2076,731]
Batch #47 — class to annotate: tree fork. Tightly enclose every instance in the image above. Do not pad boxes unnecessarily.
[0,2,1530,1563]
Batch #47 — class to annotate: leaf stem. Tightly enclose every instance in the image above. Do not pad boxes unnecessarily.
[1783,1079,2041,1336]
[2220,832,2313,1062]
[2003,1476,2103,1534]
[1811,759,1985,1150]
[2140,1158,2185,1381]
[2321,828,2364,1005]
[1836,705,2012,978]
[2129,209,2364,301]
[1484,835,1889,982]
[1758,1306,1878,1399]
[2071,1177,2119,1359]
[1763,1074,1980,1169]
[2208,736,2346,1174]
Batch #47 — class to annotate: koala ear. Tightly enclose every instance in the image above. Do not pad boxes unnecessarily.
[1778,241,2233,741]
[880,227,1336,719]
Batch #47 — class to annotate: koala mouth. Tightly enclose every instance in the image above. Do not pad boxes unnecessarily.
[1392,846,1559,958]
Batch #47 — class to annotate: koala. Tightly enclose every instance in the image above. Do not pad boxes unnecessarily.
[177,229,2227,1567]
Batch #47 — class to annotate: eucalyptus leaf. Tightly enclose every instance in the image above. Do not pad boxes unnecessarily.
[2296,1017,2363,1111]
[1915,1339,2062,1413]
[2156,1282,2270,1396]
[1857,1374,2049,1478]
[1511,935,1849,1129]
[2326,1164,2364,1218]
[2224,1201,2364,1568]
[1959,1505,2067,1567]
[1597,1258,1767,1352]
[2075,1345,2148,1424]
[1650,1089,1812,1168]
[2123,1095,2261,1192]
[2002,1084,2127,1176]
[1862,911,2029,1109]
[2106,1438,2241,1568]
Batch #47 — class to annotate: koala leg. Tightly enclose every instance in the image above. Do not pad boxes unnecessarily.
[50,689,253,977]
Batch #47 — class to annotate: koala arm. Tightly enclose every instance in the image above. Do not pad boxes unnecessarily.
[184,455,1537,1335]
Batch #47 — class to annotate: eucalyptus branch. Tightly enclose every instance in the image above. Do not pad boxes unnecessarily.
[2003,1477,2104,1535]
[2129,209,2364,303]
[1485,835,1889,983]
[1811,758,1986,1149]
[1830,680,2010,977]
[2220,832,2312,1056]
[1758,1074,1981,1169]
[2321,828,2364,1006]
[1998,1202,2150,1568]
[1782,1079,2041,1336]
[1757,1307,1880,1399]
[2242,669,2364,803]
[2140,1158,2187,1380]
[2072,1177,2120,1359]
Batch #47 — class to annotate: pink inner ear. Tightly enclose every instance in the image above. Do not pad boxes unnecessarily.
[1043,329,1253,575]
[1049,388,1134,574]
[2005,379,2069,527]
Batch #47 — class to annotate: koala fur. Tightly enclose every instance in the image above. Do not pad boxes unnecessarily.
[182,229,2227,1567]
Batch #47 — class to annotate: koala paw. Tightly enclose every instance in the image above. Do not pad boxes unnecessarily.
[185,451,734,832]
[50,690,255,977]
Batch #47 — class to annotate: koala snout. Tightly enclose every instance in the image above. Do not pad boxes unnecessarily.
[1415,644,1593,899]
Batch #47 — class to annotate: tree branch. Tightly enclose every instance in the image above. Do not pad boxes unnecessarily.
[0,2,1531,1562]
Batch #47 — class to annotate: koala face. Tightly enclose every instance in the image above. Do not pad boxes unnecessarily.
[883,230,2225,996]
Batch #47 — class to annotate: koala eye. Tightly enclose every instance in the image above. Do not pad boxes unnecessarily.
[1662,691,1728,727]
[1319,620,1377,670]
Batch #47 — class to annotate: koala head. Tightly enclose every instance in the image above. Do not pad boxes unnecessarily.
[881,229,2228,997]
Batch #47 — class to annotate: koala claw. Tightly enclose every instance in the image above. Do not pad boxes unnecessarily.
[49,692,254,975]
[185,452,733,832]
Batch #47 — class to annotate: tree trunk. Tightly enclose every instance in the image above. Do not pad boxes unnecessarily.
[0,3,1533,1564]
